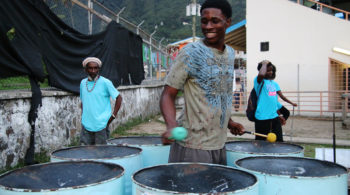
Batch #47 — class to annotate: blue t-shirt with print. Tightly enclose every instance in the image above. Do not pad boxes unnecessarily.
[254,76,280,120]
[80,76,119,132]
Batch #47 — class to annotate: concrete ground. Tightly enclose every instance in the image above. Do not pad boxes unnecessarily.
[229,114,350,146]
[127,111,350,146]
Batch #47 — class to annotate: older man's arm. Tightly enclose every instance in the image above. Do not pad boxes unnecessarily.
[107,95,122,127]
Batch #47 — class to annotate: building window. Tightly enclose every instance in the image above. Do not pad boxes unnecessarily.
[260,42,269,52]
[329,59,350,110]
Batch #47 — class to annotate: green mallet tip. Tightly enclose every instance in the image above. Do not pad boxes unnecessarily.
[170,127,188,141]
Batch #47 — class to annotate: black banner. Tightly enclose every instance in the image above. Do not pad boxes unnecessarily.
[0,0,145,93]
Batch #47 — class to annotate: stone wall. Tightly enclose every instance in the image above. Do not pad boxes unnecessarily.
[0,84,164,169]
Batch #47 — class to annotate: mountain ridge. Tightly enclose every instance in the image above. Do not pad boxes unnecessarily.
[97,0,246,44]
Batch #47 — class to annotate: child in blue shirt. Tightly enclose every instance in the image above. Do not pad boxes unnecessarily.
[254,60,296,142]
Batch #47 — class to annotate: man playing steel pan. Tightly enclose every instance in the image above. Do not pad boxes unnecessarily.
[160,0,245,165]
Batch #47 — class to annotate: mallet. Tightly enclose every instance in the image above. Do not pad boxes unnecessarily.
[244,131,277,143]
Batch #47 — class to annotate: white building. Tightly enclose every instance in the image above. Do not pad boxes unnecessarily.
[226,0,350,115]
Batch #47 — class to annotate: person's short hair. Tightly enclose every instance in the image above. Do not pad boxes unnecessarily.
[257,60,276,79]
[200,0,232,19]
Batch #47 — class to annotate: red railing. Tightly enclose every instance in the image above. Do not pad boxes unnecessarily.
[295,0,349,21]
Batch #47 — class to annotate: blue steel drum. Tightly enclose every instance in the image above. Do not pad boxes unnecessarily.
[225,141,304,167]
[107,136,170,168]
[0,161,124,195]
[132,163,259,195]
[236,156,348,195]
[51,145,142,195]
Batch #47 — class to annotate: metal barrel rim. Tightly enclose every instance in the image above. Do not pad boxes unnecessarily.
[0,160,125,192]
[132,162,259,194]
[225,140,305,155]
[51,145,143,161]
[235,156,348,178]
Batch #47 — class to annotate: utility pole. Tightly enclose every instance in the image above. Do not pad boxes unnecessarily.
[192,0,196,43]
[186,0,200,42]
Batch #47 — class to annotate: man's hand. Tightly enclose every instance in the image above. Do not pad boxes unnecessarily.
[228,119,245,135]
[161,128,174,145]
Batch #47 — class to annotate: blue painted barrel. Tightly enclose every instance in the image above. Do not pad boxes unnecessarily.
[107,136,170,168]
[236,156,348,195]
[0,161,124,195]
[51,145,142,195]
[225,141,304,167]
[132,163,259,195]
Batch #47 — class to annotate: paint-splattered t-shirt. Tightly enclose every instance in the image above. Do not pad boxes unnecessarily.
[165,40,235,150]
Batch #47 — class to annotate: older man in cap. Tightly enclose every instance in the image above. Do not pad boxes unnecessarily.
[80,57,122,145]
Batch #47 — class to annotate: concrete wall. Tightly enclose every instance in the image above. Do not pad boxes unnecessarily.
[0,84,164,169]
[246,0,350,91]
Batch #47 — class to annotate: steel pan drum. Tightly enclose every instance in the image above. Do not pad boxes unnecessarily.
[225,141,304,167]
[0,161,124,195]
[107,136,170,168]
[236,156,348,195]
[51,145,142,195]
[132,163,259,195]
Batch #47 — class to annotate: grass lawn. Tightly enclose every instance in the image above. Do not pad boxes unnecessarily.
[299,143,350,159]
[0,76,49,90]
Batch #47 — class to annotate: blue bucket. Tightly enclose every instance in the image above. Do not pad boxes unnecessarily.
[132,163,259,194]
[107,136,170,168]
[51,145,142,195]
[0,161,124,195]
[225,141,304,167]
[236,156,348,195]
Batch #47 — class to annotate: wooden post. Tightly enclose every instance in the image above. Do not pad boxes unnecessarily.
[320,92,323,116]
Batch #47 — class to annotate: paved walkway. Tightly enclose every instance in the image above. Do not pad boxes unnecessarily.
[127,112,350,146]
[229,114,350,146]
[232,132,350,146]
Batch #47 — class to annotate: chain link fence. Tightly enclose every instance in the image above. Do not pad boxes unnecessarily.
[44,0,171,82]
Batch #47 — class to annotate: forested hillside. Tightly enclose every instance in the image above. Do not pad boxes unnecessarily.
[97,0,245,44]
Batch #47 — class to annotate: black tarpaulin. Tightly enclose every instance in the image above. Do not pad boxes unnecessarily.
[0,0,145,93]
[0,0,144,165]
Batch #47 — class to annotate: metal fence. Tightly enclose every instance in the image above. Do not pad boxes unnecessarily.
[44,0,171,81]
[232,90,350,117]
